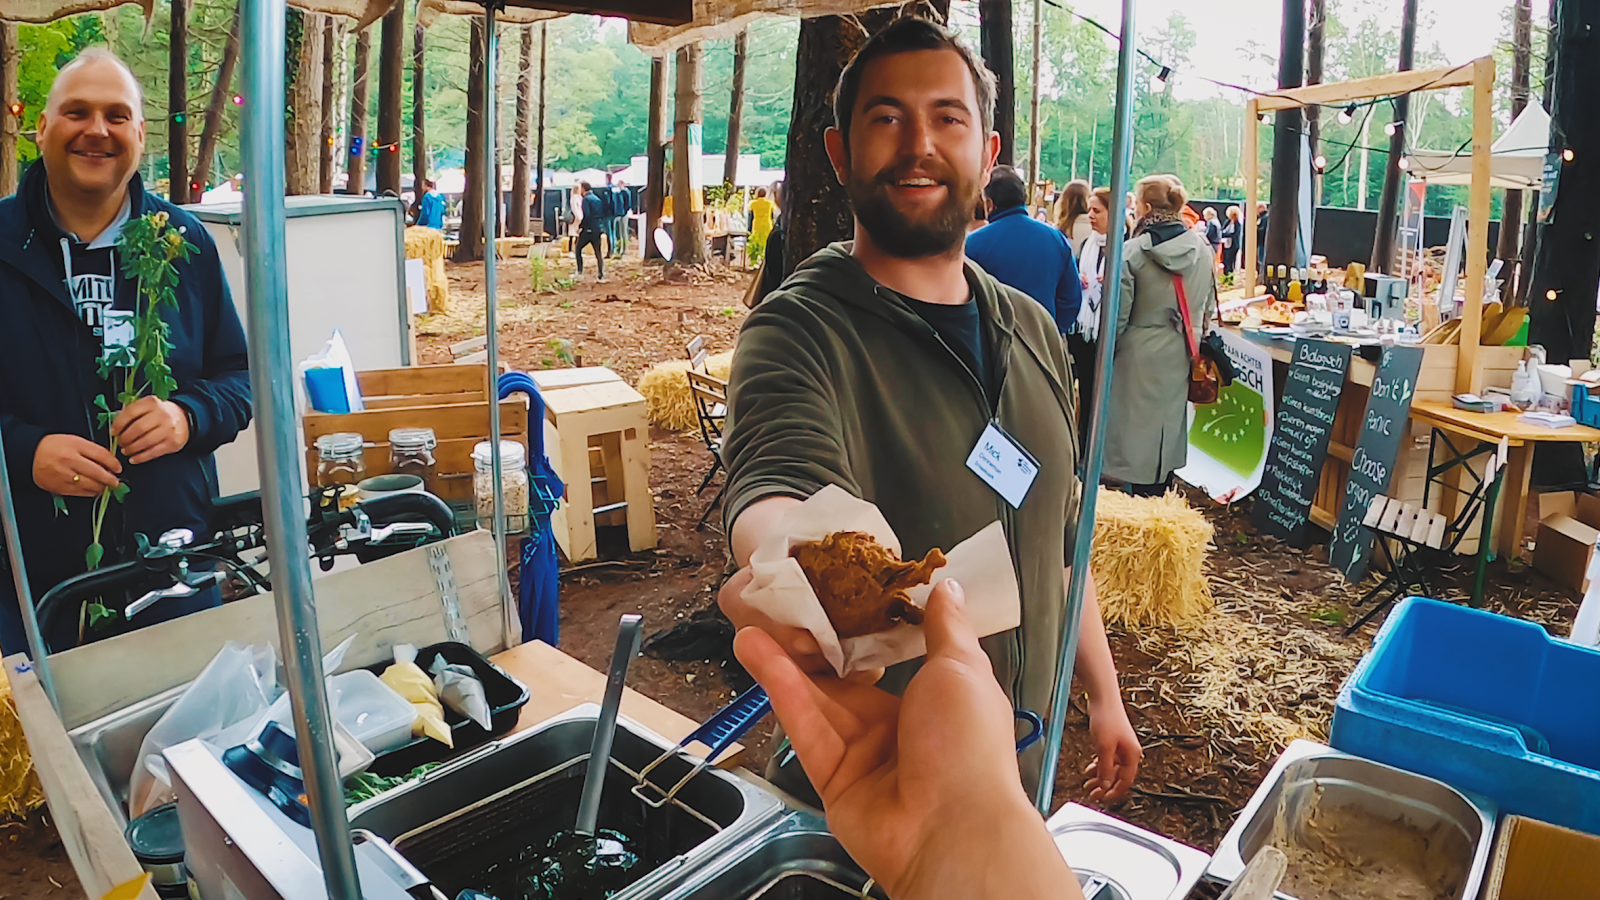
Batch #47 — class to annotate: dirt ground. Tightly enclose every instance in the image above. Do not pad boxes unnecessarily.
[3,246,1584,897]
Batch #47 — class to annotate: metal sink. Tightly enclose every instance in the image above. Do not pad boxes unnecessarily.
[1045,803,1210,900]
[1206,739,1496,900]
[69,683,188,828]
[650,810,885,900]
[348,704,785,899]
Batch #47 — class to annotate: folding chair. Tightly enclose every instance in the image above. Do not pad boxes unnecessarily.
[1345,439,1506,635]
[685,336,730,530]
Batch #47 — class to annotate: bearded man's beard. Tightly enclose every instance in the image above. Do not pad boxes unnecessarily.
[844,161,981,259]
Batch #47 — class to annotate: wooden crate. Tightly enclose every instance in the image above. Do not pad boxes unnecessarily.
[304,367,527,505]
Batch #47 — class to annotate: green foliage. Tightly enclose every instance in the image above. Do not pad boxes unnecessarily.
[52,495,68,517]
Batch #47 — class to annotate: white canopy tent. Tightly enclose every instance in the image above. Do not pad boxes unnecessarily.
[1411,101,1550,191]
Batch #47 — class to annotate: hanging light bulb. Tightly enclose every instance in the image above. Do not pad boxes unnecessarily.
[1313,155,1328,172]
[1259,112,1271,124]
[1338,104,1356,125]
[1385,120,1401,137]
[1547,289,1559,301]
[1150,66,1172,92]
[1398,156,1411,171]
[1563,148,1575,162]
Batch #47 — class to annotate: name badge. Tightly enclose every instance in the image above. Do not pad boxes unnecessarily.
[102,310,136,368]
[965,421,1040,508]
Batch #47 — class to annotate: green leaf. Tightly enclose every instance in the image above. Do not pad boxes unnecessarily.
[111,483,131,502]
[52,495,67,517]
[86,601,116,628]
[96,411,114,428]
[93,394,109,412]
[84,542,104,570]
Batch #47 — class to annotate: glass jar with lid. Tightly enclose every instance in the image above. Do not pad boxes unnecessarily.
[388,427,439,494]
[472,440,529,535]
[315,432,367,488]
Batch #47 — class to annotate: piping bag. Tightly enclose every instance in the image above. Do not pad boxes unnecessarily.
[381,644,452,746]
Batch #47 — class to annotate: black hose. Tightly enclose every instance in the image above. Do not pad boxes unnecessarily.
[355,491,457,538]
[35,559,148,653]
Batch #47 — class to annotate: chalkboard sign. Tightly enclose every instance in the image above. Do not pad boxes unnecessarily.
[1329,345,1427,580]
[1252,340,1351,545]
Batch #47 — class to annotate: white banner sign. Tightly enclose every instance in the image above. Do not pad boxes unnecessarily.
[1177,330,1275,502]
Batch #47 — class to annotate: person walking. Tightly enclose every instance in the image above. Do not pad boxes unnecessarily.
[965,165,1082,333]
[415,178,446,230]
[747,186,776,267]
[1220,205,1242,275]
[1103,174,1217,497]
[609,177,631,258]
[1054,179,1092,257]
[0,49,253,653]
[1202,207,1223,268]
[574,181,606,283]
[718,15,1140,803]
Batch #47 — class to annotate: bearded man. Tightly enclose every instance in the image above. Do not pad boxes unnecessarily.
[716,15,1142,801]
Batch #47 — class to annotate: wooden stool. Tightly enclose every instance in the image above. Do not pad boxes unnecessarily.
[531,367,622,392]
[543,381,656,561]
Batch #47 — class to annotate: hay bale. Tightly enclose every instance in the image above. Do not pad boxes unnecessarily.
[1091,488,1214,628]
[0,666,43,820]
[636,351,733,431]
[405,225,451,316]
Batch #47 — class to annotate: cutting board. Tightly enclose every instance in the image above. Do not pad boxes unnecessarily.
[490,640,745,767]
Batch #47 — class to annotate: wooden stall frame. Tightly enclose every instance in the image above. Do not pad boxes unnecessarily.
[1244,56,1496,394]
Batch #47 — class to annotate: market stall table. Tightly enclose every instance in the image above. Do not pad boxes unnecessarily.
[1408,401,1600,559]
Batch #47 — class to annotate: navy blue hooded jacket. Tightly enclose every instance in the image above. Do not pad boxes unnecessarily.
[0,163,251,654]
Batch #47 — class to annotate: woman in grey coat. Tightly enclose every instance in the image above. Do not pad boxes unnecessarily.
[1103,174,1219,495]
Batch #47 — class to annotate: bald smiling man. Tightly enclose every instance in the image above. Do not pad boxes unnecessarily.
[0,49,252,655]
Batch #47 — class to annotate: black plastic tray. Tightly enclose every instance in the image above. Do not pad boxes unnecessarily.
[365,641,530,776]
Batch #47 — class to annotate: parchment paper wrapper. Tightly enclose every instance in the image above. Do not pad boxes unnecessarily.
[741,485,1022,676]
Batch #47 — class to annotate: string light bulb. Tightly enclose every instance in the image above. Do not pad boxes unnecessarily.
[1385,120,1401,136]
[1563,148,1575,162]
[1313,155,1328,172]
[1547,289,1559,301]
[1338,104,1356,125]
[1259,112,1271,124]
[1150,66,1171,92]
[232,94,244,106]
[1398,156,1411,171]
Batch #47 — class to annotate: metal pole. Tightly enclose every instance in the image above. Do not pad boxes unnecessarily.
[1035,0,1139,816]
[1027,0,1043,190]
[0,422,56,710]
[240,0,361,893]
[483,3,513,648]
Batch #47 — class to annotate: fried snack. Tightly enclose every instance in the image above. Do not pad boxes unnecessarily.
[792,532,947,639]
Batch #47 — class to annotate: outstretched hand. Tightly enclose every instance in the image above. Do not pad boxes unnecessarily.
[734,580,1081,900]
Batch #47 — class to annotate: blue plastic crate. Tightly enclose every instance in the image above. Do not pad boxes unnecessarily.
[1572,383,1600,429]
[1331,597,1600,835]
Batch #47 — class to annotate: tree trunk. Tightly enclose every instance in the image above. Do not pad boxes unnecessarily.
[535,22,547,229]
[644,54,667,260]
[193,4,242,194]
[0,21,20,198]
[509,25,532,236]
[1306,0,1327,204]
[672,43,707,267]
[1370,0,1418,274]
[169,0,189,203]
[723,29,747,186]
[286,12,324,196]
[1498,0,1533,299]
[1264,0,1304,269]
[412,18,427,193]
[319,18,339,194]
[376,0,404,195]
[1528,0,1600,364]
[784,10,899,274]
[979,0,1015,165]
[1521,0,1558,304]
[346,28,371,194]
[1026,0,1042,186]
[454,16,486,262]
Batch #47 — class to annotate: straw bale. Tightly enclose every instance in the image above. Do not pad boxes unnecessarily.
[1091,489,1214,628]
[629,0,902,54]
[0,667,43,820]
[636,351,733,432]
[405,226,451,316]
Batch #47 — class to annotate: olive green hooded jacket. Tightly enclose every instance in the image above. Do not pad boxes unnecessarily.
[723,243,1082,785]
